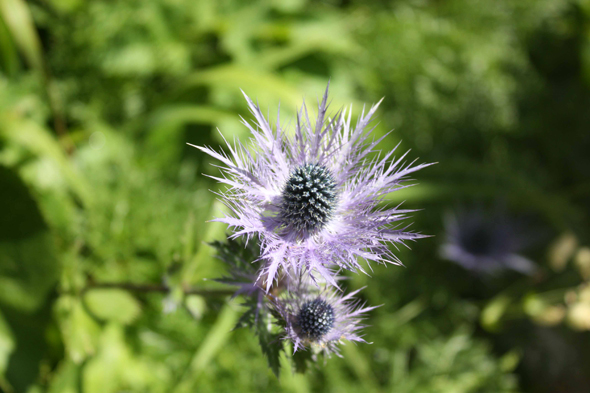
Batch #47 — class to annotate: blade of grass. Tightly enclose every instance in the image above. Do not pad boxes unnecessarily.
[0,15,18,75]
[182,200,228,284]
[279,353,310,393]
[0,0,43,72]
[341,343,382,392]
[172,303,239,393]
[0,115,92,206]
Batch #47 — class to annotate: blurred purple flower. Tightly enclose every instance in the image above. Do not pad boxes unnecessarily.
[193,84,431,291]
[272,280,377,357]
[440,207,536,274]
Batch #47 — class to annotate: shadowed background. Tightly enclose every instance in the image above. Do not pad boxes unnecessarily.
[1,0,590,392]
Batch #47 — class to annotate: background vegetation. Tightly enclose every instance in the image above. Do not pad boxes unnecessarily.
[1,0,589,391]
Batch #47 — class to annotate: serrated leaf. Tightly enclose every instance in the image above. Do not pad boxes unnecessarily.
[83,289,141,325]
[234,304,257,330]
[211,237,260,274]
[255,308,283,378]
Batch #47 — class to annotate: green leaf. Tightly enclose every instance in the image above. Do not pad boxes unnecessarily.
[212,238,284,376]
[0,310,15,376]
[173,304,239,393]
[0,165,46,241]
[0,0,44,72]
[81,324,125,393]
[183,65,304,109]
[292,349,312,374]
[47,360,80,393]
[0,232,59,311]
[0,116,93,207]
[481,295,512,332]
[182,200,228,284]
[0,165,59,312]
[80,322,171,393]
[83,289,141,325]
[341,343,380,390]
[1,294,54,392]
[256,308,283,378]
[54,296,101,364]
[184,295,206,320]
[256,19,359,70]
[0,14,19,75]
[144,105,240,179]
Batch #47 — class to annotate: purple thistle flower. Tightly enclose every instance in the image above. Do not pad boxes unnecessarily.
[272,280,378,357]
[193,83,431,291]
[440,207,536,275]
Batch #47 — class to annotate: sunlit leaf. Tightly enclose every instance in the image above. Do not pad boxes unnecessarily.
[0,115,93,207]
[0,0,43,72]
[173,304,239,393]
[481,295,512,332]
[0,310,14,376]
[47,360,80,393]
[0,15,18,75]
[54,297,101,364]
[83,289,141,325]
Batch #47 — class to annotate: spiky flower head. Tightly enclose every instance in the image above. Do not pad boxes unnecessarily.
[272,281,377,357]
[194,83,431,291]
[440,207,536,275]
[297,298,335,341]
[281,164,337,233]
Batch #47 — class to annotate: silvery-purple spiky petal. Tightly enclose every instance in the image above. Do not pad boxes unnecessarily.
[193,83,432,291]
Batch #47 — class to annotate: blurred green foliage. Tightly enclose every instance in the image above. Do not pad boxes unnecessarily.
[1,0,590,391]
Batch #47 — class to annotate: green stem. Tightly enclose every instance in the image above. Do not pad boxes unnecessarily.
[66,281,235,297]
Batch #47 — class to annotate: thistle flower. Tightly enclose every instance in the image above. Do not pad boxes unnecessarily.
[440,207,536,274]
[272,281,377,357]
[193,84,431,291]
